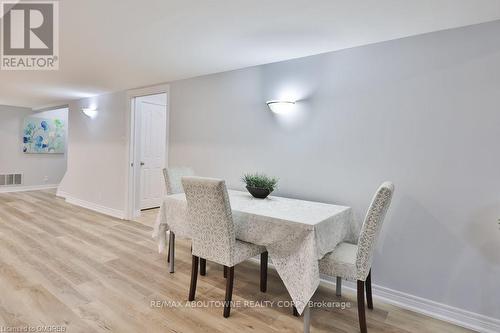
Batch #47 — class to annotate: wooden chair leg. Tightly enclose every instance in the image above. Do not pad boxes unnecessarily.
[366,270,373,310]
[292,305,299,317]
[167,235,170,263]
[336,276,342,297]
[223,265,227,278]
[223,266,235,318]
[188,255,199,301]
[260,251,268,292]
[169,232,175,273]
[357,280,367,333]
[200,258,206,276]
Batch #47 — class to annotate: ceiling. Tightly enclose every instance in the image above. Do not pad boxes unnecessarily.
[1,0,500,108]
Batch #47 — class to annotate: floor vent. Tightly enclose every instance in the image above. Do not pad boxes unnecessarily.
[0,174,23,186]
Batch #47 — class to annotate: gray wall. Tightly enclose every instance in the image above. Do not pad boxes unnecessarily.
[169,21,500,318]
[0,105,68,187]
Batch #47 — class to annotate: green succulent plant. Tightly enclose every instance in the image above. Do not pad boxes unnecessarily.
[241,173,278,192]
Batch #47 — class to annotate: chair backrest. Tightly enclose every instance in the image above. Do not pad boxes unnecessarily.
[356,181,394,280]
[163,167,194,195]
[182,176,236,266]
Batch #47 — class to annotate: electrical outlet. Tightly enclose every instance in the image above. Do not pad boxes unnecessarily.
[43,176,49,183]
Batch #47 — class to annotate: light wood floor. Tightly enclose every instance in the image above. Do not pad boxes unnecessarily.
[0,190,473,333]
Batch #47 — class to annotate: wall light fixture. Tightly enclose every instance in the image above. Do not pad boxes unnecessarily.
[266,100,296,114]
[82,107,98,119]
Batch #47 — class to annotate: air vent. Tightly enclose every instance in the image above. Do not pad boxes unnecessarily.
[0,173,23,186]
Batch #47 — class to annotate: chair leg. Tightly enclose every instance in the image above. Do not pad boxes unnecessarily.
[357,280,367,333]
[167,235,170,263]
[200,258,206,276]
[260,251,268,292]
[223,266,235,318]
[188,255,199,301]
[169,232,175,273]
[223,265,227,278]
[336,276,342,297]
[366,270,373,310]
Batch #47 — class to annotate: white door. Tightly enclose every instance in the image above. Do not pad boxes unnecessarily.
[136,97,166,209]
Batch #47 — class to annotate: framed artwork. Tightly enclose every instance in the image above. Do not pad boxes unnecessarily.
[23,117,65,154]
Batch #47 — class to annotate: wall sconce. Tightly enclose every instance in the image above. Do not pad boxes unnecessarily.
[266,100,296,114]
[82,107,98,119]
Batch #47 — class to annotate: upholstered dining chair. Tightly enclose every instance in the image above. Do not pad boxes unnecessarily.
[163,167,194,195]
[182,176,269,318]
[162,167,194,272]
[318,182,394,333]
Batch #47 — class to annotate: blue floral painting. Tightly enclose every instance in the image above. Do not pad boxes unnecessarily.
[23,117,65,154]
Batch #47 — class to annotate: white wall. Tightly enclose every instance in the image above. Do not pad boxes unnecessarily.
[0,105,68,188]
[57,89,169,218]
[58,92,128,216]
[168,20,500,321]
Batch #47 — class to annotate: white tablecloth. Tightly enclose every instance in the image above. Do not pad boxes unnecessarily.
[152,190,355,314]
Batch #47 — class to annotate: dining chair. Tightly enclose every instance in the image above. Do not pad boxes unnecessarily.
[318,181,394,333]
[162,167,194,272]
[182,176,268,318]
[163,167,195,195]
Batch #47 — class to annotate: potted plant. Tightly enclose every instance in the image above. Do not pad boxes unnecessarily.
[241,173,278,199]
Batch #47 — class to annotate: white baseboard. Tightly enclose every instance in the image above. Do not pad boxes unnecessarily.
[55,188,67,198]
[0,184,58,193]
[57,191,126,219]
[321,275,500,333]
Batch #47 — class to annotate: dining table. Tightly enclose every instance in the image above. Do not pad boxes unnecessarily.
[153,189,356,333]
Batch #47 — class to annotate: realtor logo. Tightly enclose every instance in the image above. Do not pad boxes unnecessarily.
[1,0,59,70]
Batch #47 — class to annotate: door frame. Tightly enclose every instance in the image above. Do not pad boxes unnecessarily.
[125,84,170,220]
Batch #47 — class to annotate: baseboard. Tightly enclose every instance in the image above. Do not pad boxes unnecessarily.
[0,184,58,193]
[57,191,126,219]
[56,188,67,198]
[321,275,500,333]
